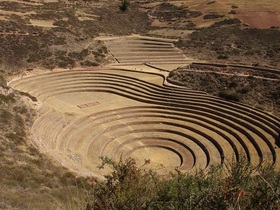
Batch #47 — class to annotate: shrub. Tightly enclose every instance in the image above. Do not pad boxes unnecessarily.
[18,91,37,102]
[0,93,16,103]
[217,53,228,59]
[203,13,224,19]
[87,157,160,209]
[272,85,280,100]
[0,74,6,87]
[237,86,251,94]
[84,157,280,209]
[5,132,23,144]
[81,60,99,67]
[119,0,129,12]
[58,57,75,68]
[0,108,13,125]
[212,18,242,27]
[218,90,240,101]
[229,10,238,14]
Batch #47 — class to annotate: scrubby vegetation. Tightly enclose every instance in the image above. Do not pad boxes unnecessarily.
[84,156,280,210]
[151,3,202,23]
[168,64,280,116]
[0,74,90,209]
[203,13,225,19]
[177,23,280,68]
[0,0,150,74]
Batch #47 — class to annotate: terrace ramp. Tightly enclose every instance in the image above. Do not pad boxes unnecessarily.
[9,35,280,178]
[98,35,195,71]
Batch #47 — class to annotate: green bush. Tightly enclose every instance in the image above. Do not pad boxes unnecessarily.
[84,157,280,209]
[88,157,159,209]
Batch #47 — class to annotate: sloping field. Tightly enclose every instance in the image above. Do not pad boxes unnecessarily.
[8,36,280,178]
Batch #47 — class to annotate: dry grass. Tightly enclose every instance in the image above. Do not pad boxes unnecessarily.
[0,73,91,209]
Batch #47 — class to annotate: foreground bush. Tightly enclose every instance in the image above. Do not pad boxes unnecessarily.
[85,157,280,210]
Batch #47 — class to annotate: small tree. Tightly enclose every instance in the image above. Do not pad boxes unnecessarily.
[88,157,159,209]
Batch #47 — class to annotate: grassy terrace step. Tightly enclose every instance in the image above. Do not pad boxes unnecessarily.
[114,55,186,60]
[32,105,262,172]
[104,40,174,45]
[10,66,280,175]
[66,115,224,155]
[103,36,187,65]
[109,48,181,52]
[104,40,174,46]
[24,76,278,135]
[110,137,196,170]
[12,71,278,154]
[6,70,265,110]
[7,33,280,176]
[101,133,206,171]
[60,110,256,162]
[116,138,195,171]
[13,75,278,139]
[32,110,66,149]
[59,107,262,165]
[94,120,224,156]
[32,110,58,150]
[106,44,176,49]
[10,72,205,98]
[83,108,249,154]
[10,69,192,93]
[112,51,184,55]
[117,58,189,63]
[86,126,210,170]
[9,69,268,121]
[111,62,194,66]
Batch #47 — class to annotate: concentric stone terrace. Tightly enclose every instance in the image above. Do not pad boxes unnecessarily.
[9,66,280,177]
[8,36,280,177]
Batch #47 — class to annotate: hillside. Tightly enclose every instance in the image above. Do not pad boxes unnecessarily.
[1,0,280,209]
